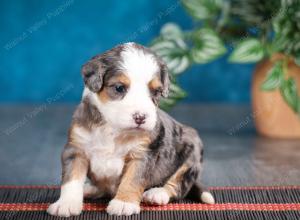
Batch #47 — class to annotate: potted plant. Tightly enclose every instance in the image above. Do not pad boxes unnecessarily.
[151,0,300,138]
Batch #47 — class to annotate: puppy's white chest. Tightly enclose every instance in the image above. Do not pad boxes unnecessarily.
[84,127,129,180]
[90,154,124,180]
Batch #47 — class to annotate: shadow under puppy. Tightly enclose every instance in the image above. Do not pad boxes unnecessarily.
[47,42,214,217]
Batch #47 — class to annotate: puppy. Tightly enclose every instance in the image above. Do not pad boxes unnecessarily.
[47,42,214,217]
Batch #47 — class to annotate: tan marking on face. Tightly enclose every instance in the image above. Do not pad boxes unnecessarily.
[114,160,145,203]
[98,73,131,103]
[116,73,131,86]
[164,163,189,197]
[98,87,110,103]
[148,77,162,91]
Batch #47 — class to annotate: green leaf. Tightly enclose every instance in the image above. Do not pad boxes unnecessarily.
[159,98,176,111]
[164,56,190,74]
[261,61,284,91]
[271,35,288,54]
[181,0,222,20]
[160,23,183,39]
[151,38,190,75]
[169,83,187,99]
[280,78,299,113]
[190,28,226,64]
[229,39,265,63]
[159,81,187,111]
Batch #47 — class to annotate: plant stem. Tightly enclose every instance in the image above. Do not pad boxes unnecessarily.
[282,56,289,79]
[216,1,230,33]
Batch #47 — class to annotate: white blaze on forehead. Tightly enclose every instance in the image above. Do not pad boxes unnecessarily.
[120,44,159,82]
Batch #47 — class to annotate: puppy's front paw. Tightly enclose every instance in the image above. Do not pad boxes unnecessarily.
[143,187,170,205]
[47,198,83,217]
[106,199,140,216]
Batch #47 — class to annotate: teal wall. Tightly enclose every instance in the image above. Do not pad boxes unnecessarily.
[0,0,254,103]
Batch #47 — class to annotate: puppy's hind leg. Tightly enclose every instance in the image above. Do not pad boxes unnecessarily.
[143,163,195,205]
[181,127,214,204]
[143,163,214,205]
[144,127,214,205]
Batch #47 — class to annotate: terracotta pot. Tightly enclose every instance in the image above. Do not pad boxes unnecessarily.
[252,54,300,139]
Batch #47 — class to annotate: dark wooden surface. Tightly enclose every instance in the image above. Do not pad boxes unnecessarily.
[0,104,299,186]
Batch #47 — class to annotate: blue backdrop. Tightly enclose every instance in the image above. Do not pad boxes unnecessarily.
[0,0,254,103]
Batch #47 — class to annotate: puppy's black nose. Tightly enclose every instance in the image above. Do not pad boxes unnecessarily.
[133,112,146,125]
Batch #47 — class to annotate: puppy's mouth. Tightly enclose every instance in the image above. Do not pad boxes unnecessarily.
[125,125,148,132]
[128,126,145,131]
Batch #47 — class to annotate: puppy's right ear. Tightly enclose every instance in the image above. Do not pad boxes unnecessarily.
[81,59,105,93]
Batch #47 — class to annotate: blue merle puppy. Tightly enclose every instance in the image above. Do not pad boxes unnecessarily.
[47,42,215,217]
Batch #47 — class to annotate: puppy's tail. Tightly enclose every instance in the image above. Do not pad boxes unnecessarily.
[194,181,215,205]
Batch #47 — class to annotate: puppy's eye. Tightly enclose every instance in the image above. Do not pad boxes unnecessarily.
[114,84,126,93]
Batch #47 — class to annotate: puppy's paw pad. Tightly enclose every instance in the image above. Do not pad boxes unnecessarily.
[47,198,83,217]
[143,187,170,205]
[106,199,140,216]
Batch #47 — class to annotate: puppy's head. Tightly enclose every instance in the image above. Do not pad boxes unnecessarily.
[81,42,169,131]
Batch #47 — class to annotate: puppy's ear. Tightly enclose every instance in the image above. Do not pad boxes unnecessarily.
[81,59,105,93]
[159,60,170,98]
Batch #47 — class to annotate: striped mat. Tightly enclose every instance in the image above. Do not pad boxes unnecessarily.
[0,185,299,220]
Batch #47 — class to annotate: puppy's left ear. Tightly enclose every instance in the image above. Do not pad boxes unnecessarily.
[159,60,170,98]
[81,59,105,93]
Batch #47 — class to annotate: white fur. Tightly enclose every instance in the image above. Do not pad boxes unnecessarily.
[72,124,139,195]
[47,180,84,217]
[201,191,215,204]
[143,187,170,205]
[106,199,140,216]
[121,43,159,82]
[83,44,159,132]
